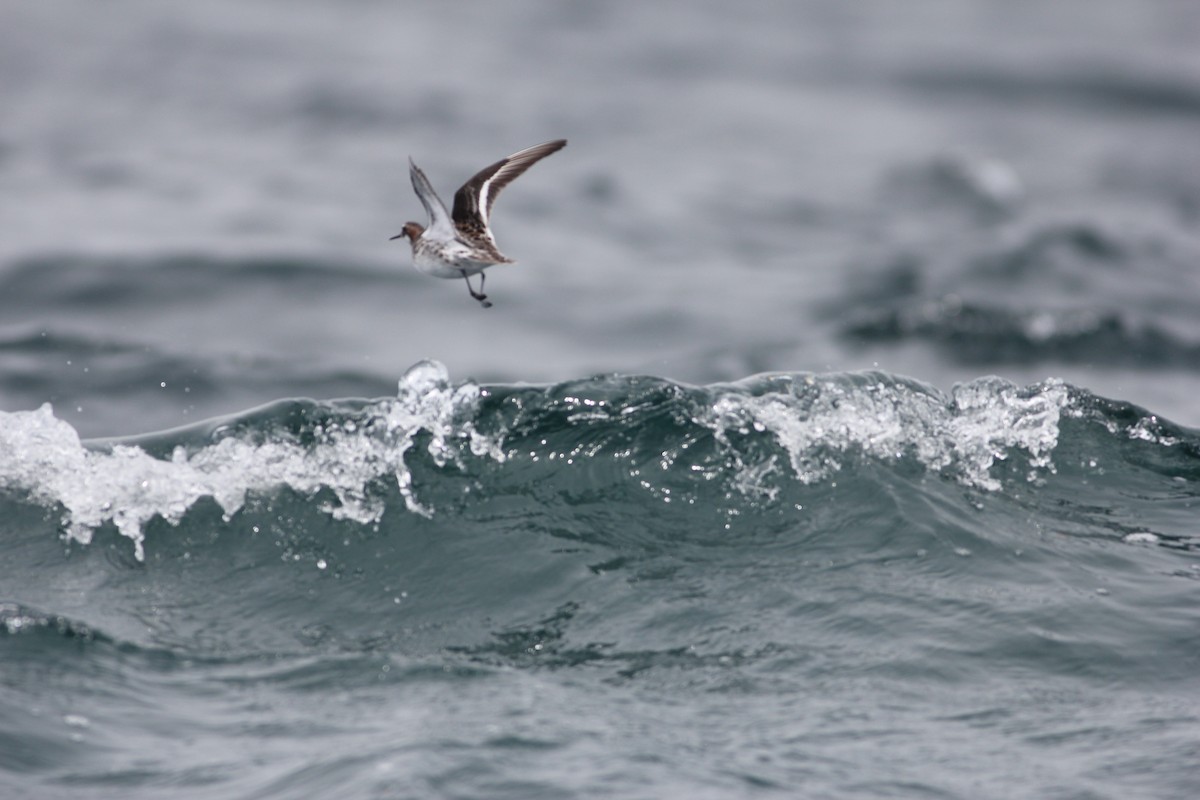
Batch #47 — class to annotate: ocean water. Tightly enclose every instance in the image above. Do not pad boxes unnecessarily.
[3,1,1200,798]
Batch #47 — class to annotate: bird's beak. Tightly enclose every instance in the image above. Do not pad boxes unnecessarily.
[389,233,404,240]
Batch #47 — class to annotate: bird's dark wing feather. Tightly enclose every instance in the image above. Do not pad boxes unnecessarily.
[452,139,567,235]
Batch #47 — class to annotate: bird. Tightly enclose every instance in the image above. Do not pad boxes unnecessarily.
[390,139,567,308]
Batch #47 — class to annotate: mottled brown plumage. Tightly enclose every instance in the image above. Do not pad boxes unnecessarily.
[390,140,567,307]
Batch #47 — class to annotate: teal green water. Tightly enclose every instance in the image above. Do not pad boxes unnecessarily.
[3,364,1199,798]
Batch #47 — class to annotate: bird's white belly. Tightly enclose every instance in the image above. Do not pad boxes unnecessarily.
[412,243,491,279]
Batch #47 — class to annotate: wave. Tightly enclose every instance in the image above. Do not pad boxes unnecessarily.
[845,299,1200,367]
[838,218,1200,368]
[2,361,1197,564]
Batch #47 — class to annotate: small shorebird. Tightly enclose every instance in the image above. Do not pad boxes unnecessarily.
[390,139,567,308]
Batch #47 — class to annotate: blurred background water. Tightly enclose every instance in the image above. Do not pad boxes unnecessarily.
[2,1,1200,798]
[4,0,1200,436]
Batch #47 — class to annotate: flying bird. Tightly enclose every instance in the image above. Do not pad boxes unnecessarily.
[390,139,567,308]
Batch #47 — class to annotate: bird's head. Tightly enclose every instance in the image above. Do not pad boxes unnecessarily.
[389,222,425,242]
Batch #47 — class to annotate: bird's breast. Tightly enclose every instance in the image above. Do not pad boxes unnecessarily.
[412,240,492,278]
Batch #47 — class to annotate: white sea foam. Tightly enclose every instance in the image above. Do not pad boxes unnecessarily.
[703,374,1070,491]
[0,361,498,561]
[0,365,1075,562]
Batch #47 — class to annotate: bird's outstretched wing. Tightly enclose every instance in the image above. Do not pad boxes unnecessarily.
[452,139,567,244]
[409,158,455,236]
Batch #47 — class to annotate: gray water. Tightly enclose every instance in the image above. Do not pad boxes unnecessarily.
[5,0,1200,436]
[3,2,1200,798]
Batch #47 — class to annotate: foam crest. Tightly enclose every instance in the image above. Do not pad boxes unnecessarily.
[0,361,498,560]
[702,374,1070,490]
[0,363,1101,562]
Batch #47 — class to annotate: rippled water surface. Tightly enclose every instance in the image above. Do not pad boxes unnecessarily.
[3,2,1200,798]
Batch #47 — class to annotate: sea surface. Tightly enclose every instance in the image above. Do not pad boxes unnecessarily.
[3,2,1200,798]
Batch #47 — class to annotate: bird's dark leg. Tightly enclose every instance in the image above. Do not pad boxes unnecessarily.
[462,272,492,308]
